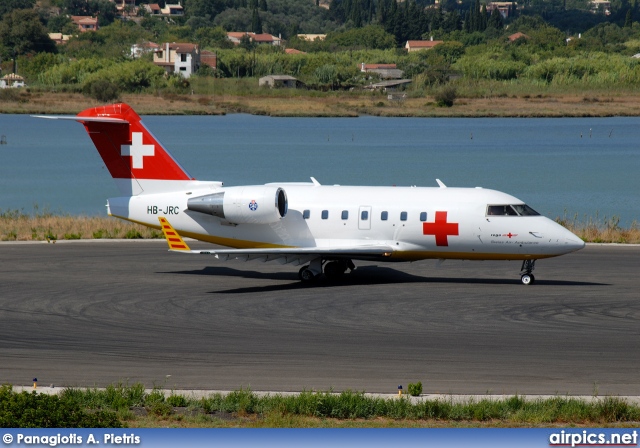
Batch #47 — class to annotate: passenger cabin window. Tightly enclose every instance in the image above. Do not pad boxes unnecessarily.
[303,210,310,219]
[341,210,349,220]
[420,212,427,222]
[487,204,541,216]
[361,210,369,220]
[400,212,408,221]
[321,210,329,219]
[381,211,388,221]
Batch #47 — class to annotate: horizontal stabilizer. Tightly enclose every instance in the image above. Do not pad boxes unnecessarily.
[33,115,128,123]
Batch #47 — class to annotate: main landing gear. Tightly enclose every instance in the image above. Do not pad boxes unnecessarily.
[298,258,356,283]
[520,259,536,285]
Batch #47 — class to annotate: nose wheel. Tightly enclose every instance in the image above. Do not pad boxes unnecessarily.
[520,260,536,285]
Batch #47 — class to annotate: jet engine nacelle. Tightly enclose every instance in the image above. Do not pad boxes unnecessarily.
[187,186,288,224]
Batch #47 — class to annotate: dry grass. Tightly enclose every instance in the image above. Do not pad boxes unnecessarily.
[5,89,640,117]
[0,210,161,241]
[1,210,638,243]
[557,214,640,244]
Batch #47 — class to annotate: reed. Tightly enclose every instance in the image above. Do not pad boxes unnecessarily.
[556,211,640,244]
[0,208,161,241]
[5,88,640,117]
[1,208,638,243]
[52,384,640,427]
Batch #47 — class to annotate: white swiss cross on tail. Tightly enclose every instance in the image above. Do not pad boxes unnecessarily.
[121,132,154,169]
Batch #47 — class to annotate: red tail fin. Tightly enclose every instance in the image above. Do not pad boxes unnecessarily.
[77,103,193,182]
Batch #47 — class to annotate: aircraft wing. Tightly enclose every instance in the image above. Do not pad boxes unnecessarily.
[157,217,393,265]
[174,246,395,265]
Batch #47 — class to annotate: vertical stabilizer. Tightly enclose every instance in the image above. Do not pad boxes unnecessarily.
[76,103,194,195]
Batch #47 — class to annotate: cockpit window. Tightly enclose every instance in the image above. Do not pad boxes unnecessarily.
[511,204,540,216]
[487,204,540,216]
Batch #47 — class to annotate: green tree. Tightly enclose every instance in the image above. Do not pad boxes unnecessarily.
[326,25,396,49]
[625,9,633,27]
[62,0,117,26]
[487,8,504,29]
[47,15,77,34]
[0,0,35,19]
[251,8,263,33]
[185,0,228,20]
[0,9,57,59]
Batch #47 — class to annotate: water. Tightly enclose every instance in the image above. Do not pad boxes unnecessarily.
[1,113,639,227]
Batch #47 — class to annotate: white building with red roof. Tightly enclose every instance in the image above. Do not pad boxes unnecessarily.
[154,43,200,78]
[71,16,98,32]
[405,40,443,52]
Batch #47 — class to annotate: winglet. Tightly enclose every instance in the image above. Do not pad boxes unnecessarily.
[436,179,447,188]
[158,217,190,251]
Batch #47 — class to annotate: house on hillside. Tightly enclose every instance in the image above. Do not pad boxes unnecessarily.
[201,50,217,70]
[507,32,529,42]
[71,16,98,32]
[144,3,162,15]
[226,32,281,46]
[227,32,254,45]
[486,1,517,18]
[153,43,200,78]
[360,63,403,79]
[49,33,72,45]
[259,75,299,88]
[296,34,326,41]
[405,39,443,52]
[131,41,160,58]
[1,74,26,89]
[253,33,282,46]
[161,2,184,16]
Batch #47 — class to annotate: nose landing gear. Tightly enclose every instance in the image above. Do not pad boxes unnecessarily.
[520,259,536,285]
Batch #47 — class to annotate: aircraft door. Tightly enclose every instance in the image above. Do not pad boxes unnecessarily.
[358,206,372,230]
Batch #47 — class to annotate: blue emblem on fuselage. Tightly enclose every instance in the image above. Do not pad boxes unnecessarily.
[249,200,258,211]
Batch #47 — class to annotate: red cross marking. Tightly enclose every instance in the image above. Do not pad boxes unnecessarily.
[423,211,459,247]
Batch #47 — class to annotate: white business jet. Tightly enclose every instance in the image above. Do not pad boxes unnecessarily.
[37,103,584,284]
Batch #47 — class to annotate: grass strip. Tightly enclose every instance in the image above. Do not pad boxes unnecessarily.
[5,384,635,428]
[1,208,638,244]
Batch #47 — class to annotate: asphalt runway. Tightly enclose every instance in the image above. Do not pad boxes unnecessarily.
[1,241,638,395]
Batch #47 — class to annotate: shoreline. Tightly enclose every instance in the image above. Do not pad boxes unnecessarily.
[4,91,640,117]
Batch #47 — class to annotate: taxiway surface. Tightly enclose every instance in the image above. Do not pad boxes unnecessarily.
[1,242,638,395]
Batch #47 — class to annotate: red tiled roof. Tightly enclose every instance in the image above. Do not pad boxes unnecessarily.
[363,63,397,70]
[508,32,529,41]
[71,15,98,25]
[253,33,277,42]
[406,40,443,48]
[285,48,305,54]
[164,43,198,53]
[227,32,254,39]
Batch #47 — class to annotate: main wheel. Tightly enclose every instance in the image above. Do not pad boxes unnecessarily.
[521,274,534,285]
[324,261,346,281]
[299,267,316,282]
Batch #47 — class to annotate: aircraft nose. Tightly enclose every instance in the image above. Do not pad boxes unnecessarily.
[560,226,585,253]
[565,236,586,252]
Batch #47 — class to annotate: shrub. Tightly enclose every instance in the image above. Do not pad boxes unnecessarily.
[124,229,142,239]
[84,79,120,103]
[408,382,423,397]
[0,385,123,428]
[434,86,457,107]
